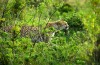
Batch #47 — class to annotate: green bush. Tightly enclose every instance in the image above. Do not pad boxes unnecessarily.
[0,0,99,65]
[58,3,74,14]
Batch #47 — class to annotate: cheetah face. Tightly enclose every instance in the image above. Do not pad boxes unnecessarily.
[56,20,69,31]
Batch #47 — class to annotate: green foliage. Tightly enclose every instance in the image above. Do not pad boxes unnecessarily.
[66,14,84,31]
[0,0,99,65]
[0,18,6,27]
[58,3,74,14]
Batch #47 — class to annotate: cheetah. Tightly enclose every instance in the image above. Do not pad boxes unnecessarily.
[0,20,69,43]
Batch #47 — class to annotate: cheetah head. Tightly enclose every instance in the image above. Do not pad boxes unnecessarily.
[45,20,69,32]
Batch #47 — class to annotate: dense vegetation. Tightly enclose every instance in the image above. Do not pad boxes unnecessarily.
[0,0,100,65]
